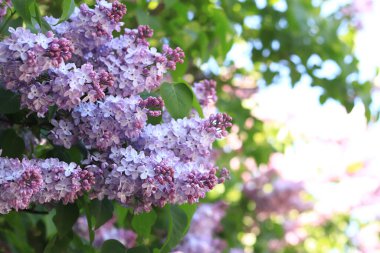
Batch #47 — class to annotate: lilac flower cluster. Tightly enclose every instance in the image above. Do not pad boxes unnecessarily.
[0,157,94,214]
[45,1,184,98]
[193,79,217,107]
[49,95,151,150]
[174,202,229,253]
[83,114,231,212]
[74,216,136,249]
[0,0,11,21]
[0,0,184,116]
[0,0,231,213]
[0,28,72,83]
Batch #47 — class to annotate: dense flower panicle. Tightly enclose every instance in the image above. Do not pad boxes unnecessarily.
[47,0,126,55]
[49,95,148,149]
[0,157,94,214]
[138,114,232,163]
[193,79,218,107]
[0,0,184,116]
[174,203,228,253]
[83,143,228,212]
[98,31,184,97]
[0,28,72,83]
[74,216,136,248]
[18,63,112,116]
[0,0,11,20]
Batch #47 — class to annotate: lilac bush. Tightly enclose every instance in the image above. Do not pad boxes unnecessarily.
[0,0,231,215]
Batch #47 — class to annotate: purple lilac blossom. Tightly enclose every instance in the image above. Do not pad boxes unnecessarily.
[45,1,184,97]
[138,113,232,162]
[0,1,184,116]
[0,0,231,213]
[0,0,11,21]
[79,114,231,212]
[0,157,94,214]
[193,79,217,107]
[49,95,149,150]
[0,28,70,83]
[19,63,113,116]
[74,216,137,248]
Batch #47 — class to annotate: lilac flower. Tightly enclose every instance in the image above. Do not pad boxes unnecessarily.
[49,95,149,150]
[193,79,218,107]
[0,157,95,214]
[46,1,126,55]
[138,114,232,162]
[0,28,75,84]
[82,114,231,212]
[0,0,11,21]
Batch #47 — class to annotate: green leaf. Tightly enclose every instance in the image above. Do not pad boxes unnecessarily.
[33,3,52,32]
[46,146,84,164]
[115,204,129,227]
[43,233,73,253]
[11,0,34,24]
[127,246,150,253]
[182,82,204,118]
[159,82,193,119]
[59,0,75,23]
[0,88,21,114]
[53,203,79,238]
[131,209,157,238]
[101,240,127,253]
[0,129,25,158]
[160,205,196,253]
[89,199,114,229]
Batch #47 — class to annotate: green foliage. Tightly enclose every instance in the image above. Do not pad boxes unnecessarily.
[0,88,20,114]
[11,0,33,24]
[59,0,76,23]
[100,240,127,253]
[53,203,79,238]
[159,82,193,119]
[132,209,157,239]
[89,199,114,229]
[0,129,25,158]
[160,204,197,253]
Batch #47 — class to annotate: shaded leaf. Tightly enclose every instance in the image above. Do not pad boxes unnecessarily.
[59,0,75,23]
[0,88,20,114]
[90,199,114,229]
[11,0,33,24]
[128,246,150,253]
[160,205,196,253]
[101,239,127,253]
[53,203,79,238]
[0,129,25,158]
[131,209,157,238]
[159,83,193,119]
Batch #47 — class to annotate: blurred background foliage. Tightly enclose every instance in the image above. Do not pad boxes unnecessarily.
[0,0,377,252]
